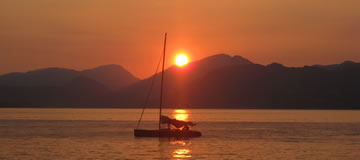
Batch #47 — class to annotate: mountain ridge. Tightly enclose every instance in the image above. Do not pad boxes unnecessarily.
[0,64,140,89]
[0,53,359,109]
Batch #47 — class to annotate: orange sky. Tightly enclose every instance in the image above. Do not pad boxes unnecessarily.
[1,0,359,78]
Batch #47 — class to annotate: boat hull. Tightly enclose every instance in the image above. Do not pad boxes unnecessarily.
[134,129,202,137]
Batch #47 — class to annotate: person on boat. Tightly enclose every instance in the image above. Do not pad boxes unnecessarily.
[183,124,189,131]
[160,115,195,131]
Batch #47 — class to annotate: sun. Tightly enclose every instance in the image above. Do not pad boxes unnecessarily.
[175,54,189,67]
[173,109,189,121]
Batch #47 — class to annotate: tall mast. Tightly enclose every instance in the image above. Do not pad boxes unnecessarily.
[159,32,167,130]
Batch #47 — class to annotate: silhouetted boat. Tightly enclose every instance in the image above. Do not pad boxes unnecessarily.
[134,129,201,137]
[134,33,202,138]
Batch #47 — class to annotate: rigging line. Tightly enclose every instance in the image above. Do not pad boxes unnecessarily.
[136,51,163,129]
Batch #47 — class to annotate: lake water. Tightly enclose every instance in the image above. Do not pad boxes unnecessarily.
[0,108,360,160]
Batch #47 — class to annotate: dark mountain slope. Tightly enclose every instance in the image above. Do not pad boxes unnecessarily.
[82,64,139,89]
[0,64,138,107]
[1,54,360,109]
[109,54,254,107]
[0,68,79,86]
[113,58,360,109]
[186,64,352,108]
[0,65,139,89]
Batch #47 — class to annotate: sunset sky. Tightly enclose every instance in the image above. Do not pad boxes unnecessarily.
[1,0,359,78]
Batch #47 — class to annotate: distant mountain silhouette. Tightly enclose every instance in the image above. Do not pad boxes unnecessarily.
[312,61,360,71]
[0,68,79,86]
[0,64,138,107]
[0,64,139,89]
[110,54,255,107]
[111,54,360,109]
[1,54,360,109]
[82,64,139,89]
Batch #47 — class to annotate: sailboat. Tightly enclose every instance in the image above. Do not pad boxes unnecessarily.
[134,33,202,137]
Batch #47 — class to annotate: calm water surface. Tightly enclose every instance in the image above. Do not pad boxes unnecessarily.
[0,108,360,160]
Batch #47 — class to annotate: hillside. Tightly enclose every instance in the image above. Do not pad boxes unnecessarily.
[0,54,360,109]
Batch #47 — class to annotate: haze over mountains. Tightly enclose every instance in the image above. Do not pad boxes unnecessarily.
[0,54,359,109]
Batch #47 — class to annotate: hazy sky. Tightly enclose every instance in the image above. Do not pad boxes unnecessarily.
[1,0,359,78]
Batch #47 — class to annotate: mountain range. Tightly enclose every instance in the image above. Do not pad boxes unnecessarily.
[1,54,359,109]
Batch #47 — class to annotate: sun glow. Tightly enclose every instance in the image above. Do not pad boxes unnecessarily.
[173,149,191,158]
[175,54,189,67]
[173,109,189,121]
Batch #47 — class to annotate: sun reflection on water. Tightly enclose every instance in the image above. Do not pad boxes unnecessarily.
[171,140,192,160]
[159,138,193,160]
[172,109,189,121]
[160,110,193,160]
[173,148,192,159]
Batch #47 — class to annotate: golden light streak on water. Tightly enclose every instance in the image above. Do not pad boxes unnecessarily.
[172,109,189,121]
